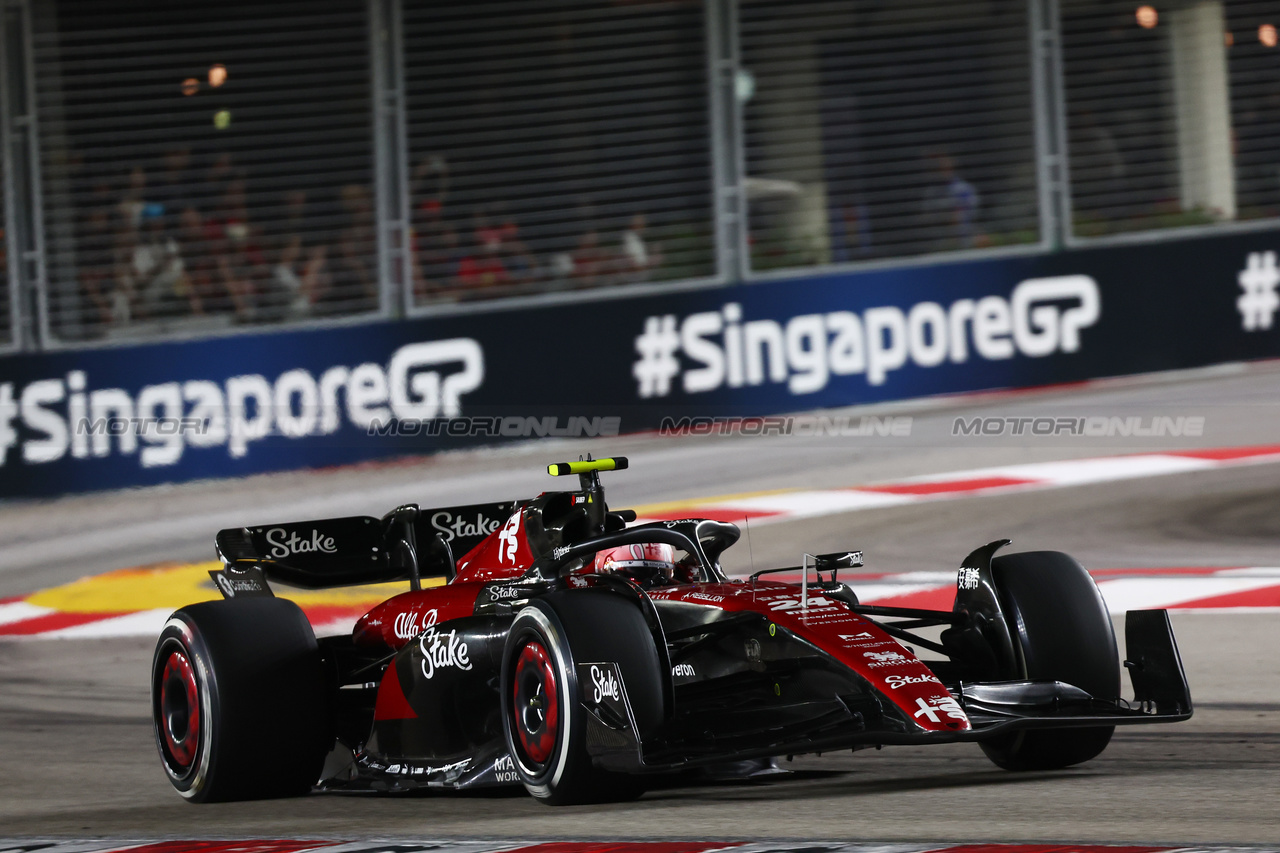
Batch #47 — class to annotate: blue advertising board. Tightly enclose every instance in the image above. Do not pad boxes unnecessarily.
[3,227,1279,498]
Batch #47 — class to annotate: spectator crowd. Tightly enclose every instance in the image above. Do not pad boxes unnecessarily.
[408,153,664,304]
[73,146,380,332]
[70,148,667,335]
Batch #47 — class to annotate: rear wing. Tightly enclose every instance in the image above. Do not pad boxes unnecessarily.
[214,500,517,591]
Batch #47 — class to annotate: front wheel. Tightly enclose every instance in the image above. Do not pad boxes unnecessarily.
[500,590,661,805]
[151,598,332,801]
[979,550,1120,771]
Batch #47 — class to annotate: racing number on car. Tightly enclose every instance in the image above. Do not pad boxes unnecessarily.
[498,513,521,564]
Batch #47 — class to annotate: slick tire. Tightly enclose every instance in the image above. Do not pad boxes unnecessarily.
[151,598,333,802]
[501,589,662,805]
[979,550,1120,771]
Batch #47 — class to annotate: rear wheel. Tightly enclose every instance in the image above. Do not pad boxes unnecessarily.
[980,550,1120,771]
[501,589,662,805]
[151,598,333,801]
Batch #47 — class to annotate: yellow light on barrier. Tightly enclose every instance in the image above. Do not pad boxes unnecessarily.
[213,109,231,130]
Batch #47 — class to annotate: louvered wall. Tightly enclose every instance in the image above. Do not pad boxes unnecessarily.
[0,0,1277,349]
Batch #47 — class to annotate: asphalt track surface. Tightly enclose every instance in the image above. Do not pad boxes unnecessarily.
[3,362,1280,843]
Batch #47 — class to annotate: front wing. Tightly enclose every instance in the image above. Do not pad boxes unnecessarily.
[585,608,1191,771]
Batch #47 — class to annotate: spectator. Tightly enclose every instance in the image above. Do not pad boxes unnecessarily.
[118,164,149,231]
[208,174,267,321]
[152,146,194,216]
[1071,109,1127,221]
[410,153,449,210]
[619,213,661,282]
[830,201,872,263]
[412,199,460,298]
[77,182,119,326]
[124,207,193,320]
[266,189,329,319]
[571,228,608,287]
[456,230,510,292]
[409,154,454,300]
[200,152,236,208]
[548,250,576,285]
[110,165,150,310]
[177,205,219,315]
[497,214,539,285]
[920,151,980,250]
[336,184,378,310]
[471,207,503,251]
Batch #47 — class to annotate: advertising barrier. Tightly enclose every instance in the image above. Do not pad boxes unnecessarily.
[2,228,1279,498]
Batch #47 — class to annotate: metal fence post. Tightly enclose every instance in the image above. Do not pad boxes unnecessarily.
[707,0,748,283]
[1030,0,1070,250]
[2,0,46,351]
[370,0,411,319]
[0,3,15,350]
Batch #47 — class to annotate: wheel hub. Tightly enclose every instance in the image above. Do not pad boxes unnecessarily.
[511,640,558,765]
[159,649,199,770]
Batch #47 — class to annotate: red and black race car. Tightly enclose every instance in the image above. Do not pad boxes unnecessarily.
[152,456,1192,804]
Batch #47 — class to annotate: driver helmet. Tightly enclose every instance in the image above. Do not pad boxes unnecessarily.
[592,543,677,580]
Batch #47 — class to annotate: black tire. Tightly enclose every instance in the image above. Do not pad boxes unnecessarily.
[151,598,333,802]
[500,589,662,805]
[979,550,1120,771]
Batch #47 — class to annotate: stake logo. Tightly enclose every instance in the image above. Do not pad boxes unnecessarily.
[590,664,622,704]
[429,510,503,543]
[418,627,472,679]
[885,673,942,690]
[265,527,338,559]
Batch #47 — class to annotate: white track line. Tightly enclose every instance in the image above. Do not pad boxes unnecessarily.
[1095,577,1280,612]
[40,609,173,640]
[0,601,55,626]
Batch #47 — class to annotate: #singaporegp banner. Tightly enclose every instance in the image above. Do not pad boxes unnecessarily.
[3,226,1280,497]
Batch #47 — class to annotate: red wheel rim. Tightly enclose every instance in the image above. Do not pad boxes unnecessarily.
[159,649,200,769]
[511,639,558,765]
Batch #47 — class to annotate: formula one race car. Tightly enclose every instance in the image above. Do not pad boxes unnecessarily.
[152,456,1192,804]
